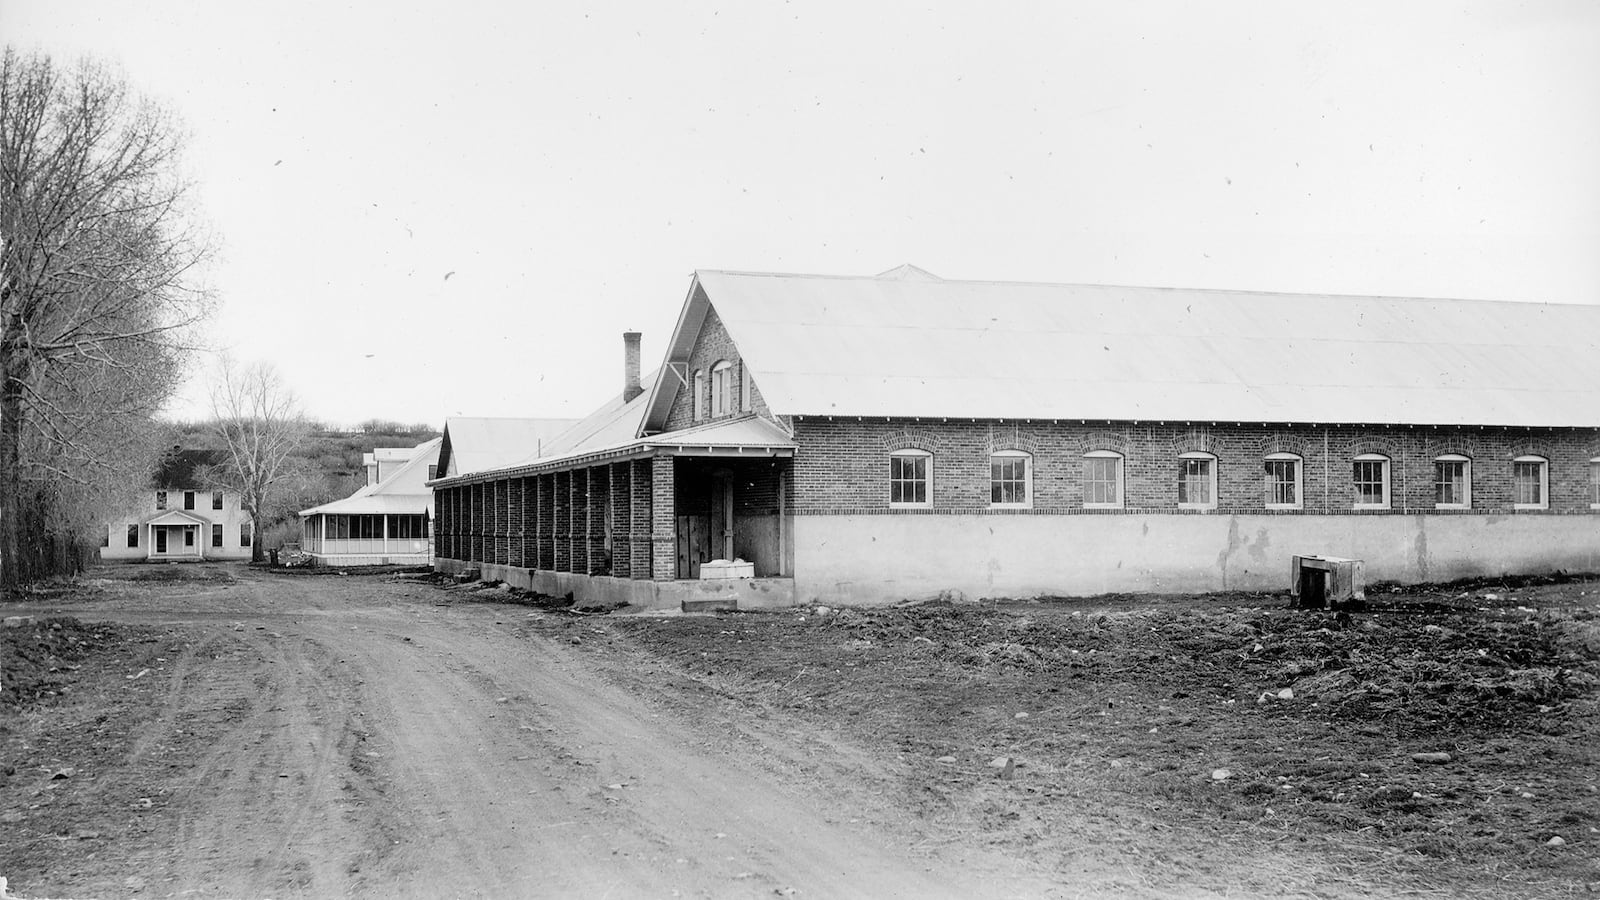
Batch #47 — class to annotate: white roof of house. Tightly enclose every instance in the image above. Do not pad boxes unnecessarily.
[301,438,442,517]
[439,418,581,477]
[688,269,1600,428]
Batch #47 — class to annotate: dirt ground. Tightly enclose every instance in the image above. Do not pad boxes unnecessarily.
[2,567,1597,899]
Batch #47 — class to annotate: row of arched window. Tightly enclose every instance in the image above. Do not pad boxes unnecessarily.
[886,448,1600,511]
[690,360,750,422]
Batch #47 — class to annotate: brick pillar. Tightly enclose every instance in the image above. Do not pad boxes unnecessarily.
[610,463,631,578]
[537,473,554,571]
[474,482,487,564]
[553,471,571,572]
[651,456,676,581]
[507,478,524,568]
[630,459,652,579]
[436,488,448,559]
[587,467,609,574]
[487,481,498,565]
[569,469,589,574]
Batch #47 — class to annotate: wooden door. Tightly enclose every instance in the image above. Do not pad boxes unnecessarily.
[155,528,167,554]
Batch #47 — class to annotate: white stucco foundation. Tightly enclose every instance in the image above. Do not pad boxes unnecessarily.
[792,513,1600,606]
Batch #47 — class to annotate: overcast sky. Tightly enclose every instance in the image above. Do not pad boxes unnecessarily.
[9,1,1599,428]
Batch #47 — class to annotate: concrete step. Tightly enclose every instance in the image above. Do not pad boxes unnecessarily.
[681,598,737,614]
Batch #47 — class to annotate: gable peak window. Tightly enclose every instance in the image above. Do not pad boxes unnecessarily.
[889,449,932,508]
[990,450,1032,508]
[1083,449,1125,509]
[1434,454,1471,509]
[1352,453,1390,509]
[1178,452,1218,509]
[711,360,733,417]
[1512,455,1548,510]
[1264,453,1303,509]
[692,369,706,421]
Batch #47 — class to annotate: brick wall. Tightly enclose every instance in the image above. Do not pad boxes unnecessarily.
[791,418,1600,515]
[662,302,773,432]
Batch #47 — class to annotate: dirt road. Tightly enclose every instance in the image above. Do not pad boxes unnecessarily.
[3,569,1058,899]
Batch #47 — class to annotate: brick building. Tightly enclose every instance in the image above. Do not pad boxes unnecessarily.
[430,266,1600,608]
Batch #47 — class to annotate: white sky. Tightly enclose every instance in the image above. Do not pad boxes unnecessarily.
[8,1,1599,428]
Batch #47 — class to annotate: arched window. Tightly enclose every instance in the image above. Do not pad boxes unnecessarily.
[711,360,733,417]
[1264,452,1303,509]
[990,451,1032,508]
[692,369,706,421]
[1590,457,1600,509]
[1434,454,1471,509]
[1512,455,1548,510]
[1083,450,1124,509]
[889,449,932,508]
[1352,453,1390,509]
[1178,452,1218,509]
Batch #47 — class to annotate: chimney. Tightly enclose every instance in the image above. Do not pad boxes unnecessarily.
[623,331,643,402]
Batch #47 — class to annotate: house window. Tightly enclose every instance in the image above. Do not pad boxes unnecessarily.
[184,528,194,547]
[740,363,752,413]
[127,524,138,548]
[1434,455,1471,508]
[1083,450,1124,509]
[1352,454,1390,509]
[692,370,706,421]
[212,491,223,510]
[427,464,437,480]
[889,450,932,507]
[1264,453,1303,509]
[990,451,1032,507]
[1590,458,1600,509]
[183,491,195,510]
[156,491,167,510]
[101,526,110,548]
[711,360,733,417]
[1513,456,1548,509]
[1178,452,1217,509]
[241,523,252,547]
[212,524,223,548]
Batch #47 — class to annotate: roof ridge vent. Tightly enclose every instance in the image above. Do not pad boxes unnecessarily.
[875,264,941,281]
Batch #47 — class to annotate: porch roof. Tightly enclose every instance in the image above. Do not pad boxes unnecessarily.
[145,509,209,527]
[432,415,795,487]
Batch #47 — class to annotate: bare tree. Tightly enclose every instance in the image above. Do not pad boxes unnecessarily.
[0,48,210,589]
[207,358,307,562]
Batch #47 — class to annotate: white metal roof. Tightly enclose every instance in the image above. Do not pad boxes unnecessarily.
[301,438,441,517]
[690,269,1600,428]
[439,418,581,477]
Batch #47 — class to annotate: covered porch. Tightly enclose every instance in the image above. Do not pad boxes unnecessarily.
[432,417,796,610]
[144,510,208,562]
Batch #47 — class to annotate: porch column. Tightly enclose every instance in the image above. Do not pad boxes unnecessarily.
[493,481,506,565]
[472,482,484,564]
[570,469,589,574]
[611,462,632,579]
[512,477,528,569]
[587,467,609,575]
[630,459,651,579]
[650,456,675,581]
[505,478,520,567]
[537,474,554,571]
[553,471,571,572]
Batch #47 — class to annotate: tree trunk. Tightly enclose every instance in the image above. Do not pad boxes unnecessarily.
[251,511,264,564]
[0,344,29,593]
